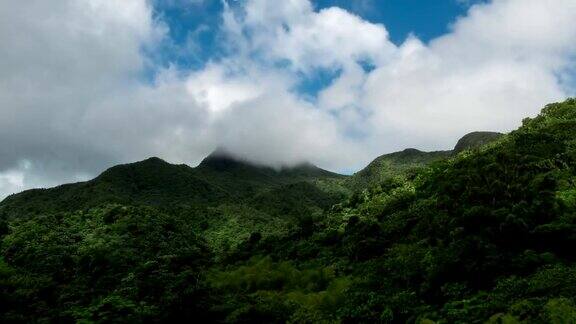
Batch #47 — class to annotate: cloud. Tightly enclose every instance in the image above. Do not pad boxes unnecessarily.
[231,0,394,72]
[0,0,575,198]
[0,0,164,197]
[358,0,576,150]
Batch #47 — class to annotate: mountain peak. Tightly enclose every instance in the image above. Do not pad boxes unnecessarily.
[401,148,423,154]
[196,149,343,181]
[453,131,503,154]
[97,156,175,179]
[198,149,255,171]
[140,156,169,165]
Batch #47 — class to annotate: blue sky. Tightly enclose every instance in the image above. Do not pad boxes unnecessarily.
[151,0,484,73]
[148,0,490,100]
[312,0,486,44]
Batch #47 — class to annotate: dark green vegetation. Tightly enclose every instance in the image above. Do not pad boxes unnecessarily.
[349,131,501,189]
[453,131,502,154]
[0,151,344,218]
[1,99,575,323]
[349,148,452,190]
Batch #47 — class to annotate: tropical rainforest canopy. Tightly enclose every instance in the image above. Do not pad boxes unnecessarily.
[1,99,576,323]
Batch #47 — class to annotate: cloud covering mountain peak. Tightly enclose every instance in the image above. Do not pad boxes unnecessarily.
[0,0,575,198]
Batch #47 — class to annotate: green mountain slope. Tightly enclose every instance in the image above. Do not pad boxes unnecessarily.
[0,153,344,217]
[349,131,502,189]
[194,150,345,197]
[1,99,575,323]
[0,151,348,262]
[0,157,227,218]
[453,131,503,154]
[349,148,452,189]
[213,99,576,323]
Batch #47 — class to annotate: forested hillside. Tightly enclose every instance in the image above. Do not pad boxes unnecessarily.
[1,99,575,323]
[349,131,502,189]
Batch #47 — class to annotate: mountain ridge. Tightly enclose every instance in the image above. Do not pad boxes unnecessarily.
[0,153,344,218]
[0,131,502,215]
[1,99,575,323]
[350,131,503,189]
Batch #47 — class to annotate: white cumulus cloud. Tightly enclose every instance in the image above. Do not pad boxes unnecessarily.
[0,0,575,198]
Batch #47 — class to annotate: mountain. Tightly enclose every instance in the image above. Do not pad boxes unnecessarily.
[0,157,223,218]
[0,132,499,218]
[0,152,344,218]
[207,99,576,323]
[349,131,502,189]
[1,99,575,323]
[349,148,452,189]
[453,131,503,154]
[194,150,344,197]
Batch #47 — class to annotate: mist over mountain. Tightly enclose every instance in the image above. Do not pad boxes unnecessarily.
[0,130,500,216]
[3,0,576,200]
[2,99,576,322]
[0,151,342,217]
[3,0,576,321]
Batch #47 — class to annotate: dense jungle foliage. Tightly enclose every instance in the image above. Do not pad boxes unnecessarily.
[1,99,575,323]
